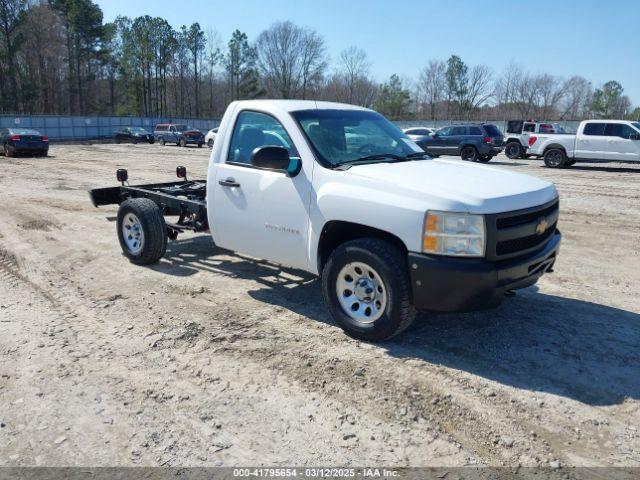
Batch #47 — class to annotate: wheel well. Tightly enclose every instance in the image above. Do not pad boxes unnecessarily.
[505,138,521,144]
[317,221,408,274]
[543,144,567,154]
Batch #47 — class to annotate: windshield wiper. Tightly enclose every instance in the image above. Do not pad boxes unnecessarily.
[333,154,408,170]
[403,151,430,159]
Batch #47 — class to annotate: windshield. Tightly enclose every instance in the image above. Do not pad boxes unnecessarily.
[292,109,424,167]
[633,122,640,131]
[130,127,148,133]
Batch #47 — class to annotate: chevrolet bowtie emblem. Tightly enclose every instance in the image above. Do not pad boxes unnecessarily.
[535,217,549,236]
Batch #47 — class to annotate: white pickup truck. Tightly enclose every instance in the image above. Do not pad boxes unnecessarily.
[90,100,561,341]
[503,120,568,159]
[528,119,640,168]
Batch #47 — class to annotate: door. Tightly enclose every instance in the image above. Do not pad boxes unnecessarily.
[603,123,640,161]
[427,126,452,155]
[576,122,609,160]
[447,126,468,154]
[211,110,312,270]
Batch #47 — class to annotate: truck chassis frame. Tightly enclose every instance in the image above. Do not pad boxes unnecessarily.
[89,168,208,235]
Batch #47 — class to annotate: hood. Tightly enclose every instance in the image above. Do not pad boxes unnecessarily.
[345,158,557,214]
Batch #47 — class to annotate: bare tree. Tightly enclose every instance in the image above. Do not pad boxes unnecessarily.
[339,46,370,103]
[417,60,445,120]
[256,20,327,99]
[463,64,493,118]
[560,75,592,119]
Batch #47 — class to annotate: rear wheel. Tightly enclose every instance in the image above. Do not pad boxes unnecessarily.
[4,143,14,157]
[460,146,479,162]
[544,148,567,168]
[160,138,166,146]
[117,198,167,265]
[179,138,186,147]
[505,142,523,159]
[478,154,494,163]
[566,159,576,166]
[322,238,416,341]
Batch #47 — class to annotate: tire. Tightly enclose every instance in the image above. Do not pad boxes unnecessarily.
[207,138,214,148]
[133,138,138,145]
[179,138,186,147]
[116,139,121,144]
[478,154,494,163]
[566,159,576,166]
[117,198,167,265]
[4,143,14,157]
[322,238,416,341]
[460,146,479,162]
[160,138,166,146]
[544,148,567,168]
[505,142,523,159]
[149,139,155,144]
[197,143,203,148]
[37,150,48,157]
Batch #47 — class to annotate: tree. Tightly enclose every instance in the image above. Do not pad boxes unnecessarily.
[225,29,256,101]
[50,0,106,113]
[256,21,327,99]
[559,76,592,119]
[183,22,205,116]
[417,60,445,120]
[445,55,468,118]
[374,74,410,119]
[339,46,370,104]
[0,0,27,111]
[591,80,626,118]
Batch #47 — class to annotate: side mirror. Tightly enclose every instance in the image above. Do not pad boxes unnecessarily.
[251,146,297,174]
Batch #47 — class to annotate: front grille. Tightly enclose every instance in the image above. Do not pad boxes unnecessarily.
[496,200,559,229]
[487,199,559,261]
[496,221,557,255]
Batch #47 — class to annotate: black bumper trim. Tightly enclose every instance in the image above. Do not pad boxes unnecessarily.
[408,231,561,312]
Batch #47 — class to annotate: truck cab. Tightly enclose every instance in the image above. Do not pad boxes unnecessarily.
[91,100,561,341]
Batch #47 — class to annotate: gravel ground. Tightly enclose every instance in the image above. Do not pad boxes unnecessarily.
[0,144,638,467]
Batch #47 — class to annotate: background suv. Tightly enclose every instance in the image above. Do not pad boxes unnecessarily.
[154,123,205,147]
[419,124,504,162]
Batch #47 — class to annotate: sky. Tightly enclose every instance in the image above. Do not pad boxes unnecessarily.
[95,0,640,104]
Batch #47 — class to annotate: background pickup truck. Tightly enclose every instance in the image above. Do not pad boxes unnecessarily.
[503,121,568,159]
[90,100,561,341]
[528,119,640,168]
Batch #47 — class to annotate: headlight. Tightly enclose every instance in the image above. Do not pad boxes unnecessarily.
[423,211,485,257]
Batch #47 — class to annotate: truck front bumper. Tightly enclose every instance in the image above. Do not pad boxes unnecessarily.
[408,231,561,312]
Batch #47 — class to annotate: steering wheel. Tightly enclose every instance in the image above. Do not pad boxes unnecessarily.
[358,143,377,155]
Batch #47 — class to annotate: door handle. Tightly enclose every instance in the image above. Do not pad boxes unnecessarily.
[218,178,240,188]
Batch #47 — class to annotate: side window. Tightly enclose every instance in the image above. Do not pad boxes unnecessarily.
[468,126,483,136]
[228,111,299,166]
[451,126,466,136]
[437,127,452,136]
[523,123,536,132]
[605,123,635,139]
[583,123,605,136]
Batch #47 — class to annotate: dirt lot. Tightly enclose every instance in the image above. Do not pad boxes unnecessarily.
[0,143,638,468]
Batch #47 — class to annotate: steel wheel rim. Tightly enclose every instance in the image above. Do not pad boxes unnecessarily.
[336,262,387,324]
[122,213,144,254]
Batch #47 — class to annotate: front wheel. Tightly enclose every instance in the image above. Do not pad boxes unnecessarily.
[460,146,479,162]
[179,138,186,147]
[160,138,166,146]
[207,138,214,148]
[322,238,416,341]
[544,148,567,168]
[505,142,523,159]
[117,198,167,265]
